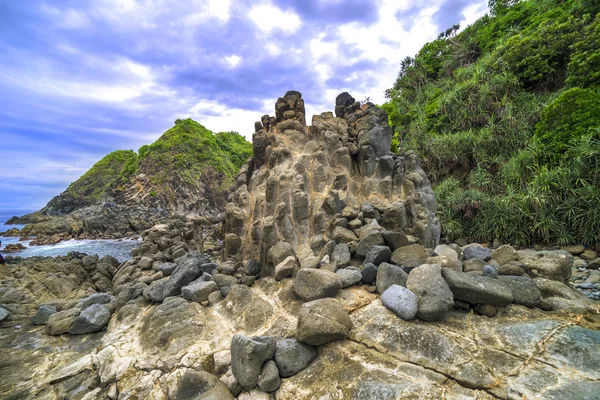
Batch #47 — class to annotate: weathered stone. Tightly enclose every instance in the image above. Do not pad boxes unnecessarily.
[45,308,80,335]
[382,231,416,251]
[257,360,280,392]
[267,242,295,270]
[301,256,320,269]
[360,263,378,284]
[376,263,408,294]
[498,262,525,276]
[519,250,573,282]
[581,250,597,261]
[143,278,168,303]
[331,243,351,268]
[155,262,177,276]
[138,256,153,270]
[294,268,342,301]
[273,338,317,378]
[434,245,459,261]
[355,232,385,258]
[475,304,497,318]
[587,258,600,270]
[181,280,219,303]
[296,298,353,345]
[332,226,358,243]
[463,258,486,272]
[231,334,276,390]
[491,245,519,265]
[381,284,418,321]
[562,245,585,255]
[173,369,234,400]
[406,264,453,321]
[0,307,10,323]
[77,293,113,309]
[442,269,514,307]
[390,244,428,269]
[274,256,297,280]
[336,267,363,288]
[463,244,492,261]
[244,259,261,276]
[212,273,238,289]
[482,265,498,278]
[224,233,242,258]
[68,304,111,335]
[364,245,392,266]
[163,255,205,297]
[31,305,57,325]
[498,275,540,307]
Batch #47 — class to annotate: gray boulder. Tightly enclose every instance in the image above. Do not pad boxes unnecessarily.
[381,285,419,321]
[31,305,57,325]
[355,232,385,257]
[68,304,111,335]
[376,263,408,294]
[390,244,428,269]
[143,278,168,303]
[442,269,514,307]
[406,264,453,321]
[212,273,238,289]
[267,242,295,269]
[182,280,219,303]
[173,369,234,400]
[273,338,317,377]
[519,250,573,283]
[243,259,260,276]
[301,256,320,269]
[434,245,459,261]
[45,308,80,335]
[155,262,177,276]
[257,360,280,392]
[294,268,342,301]
[274,256,296,280]
[77,292,113,309]
[382,231,415,251]
[491,245,519,265]
[163,255,204,298]
[231,334,276,390]
[331,243,351,268]
[498,275,540,308]
[0,306,10,323]
[364,246,392,266]
[296,298,353,345]
[463,244,492,261]
[336,267,363,288]
[360,263,378,284]
[332,226,359,243]
[482,265,499,278]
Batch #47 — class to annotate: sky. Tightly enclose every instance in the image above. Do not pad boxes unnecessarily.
[0,0,488,211]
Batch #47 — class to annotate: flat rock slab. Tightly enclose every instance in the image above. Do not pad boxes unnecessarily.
[442,268,513,307]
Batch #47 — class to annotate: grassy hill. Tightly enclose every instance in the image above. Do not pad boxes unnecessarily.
[383,0,600,246]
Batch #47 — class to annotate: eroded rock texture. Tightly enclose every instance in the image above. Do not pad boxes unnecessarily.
[224,91,440,275]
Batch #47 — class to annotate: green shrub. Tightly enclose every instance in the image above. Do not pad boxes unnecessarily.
[567,14,600,88]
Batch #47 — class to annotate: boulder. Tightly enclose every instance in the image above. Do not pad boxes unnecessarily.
[163,255,204,298]
[463,244,492,261]
[498,276,540,308]
[332,226,359,243]
[212,273,238,289]
[155,262,178,276]
[562,245,585,255]
[434,245,459,261]
[77,293,113,309]
[360,263,378,284]
[143,278,168,303]
[482,265,499,278]
[68,304,111,335]
[406,264,453,321]
[182,280,219,303]
[491,245,519,265]
[31,305,57,325]
[301,256,320,269]
[587,258,600,270]
[257,360,280,392]
[230,334,276,390]
[581,250,597,261]
[0,306,11,323]
[498,263,525,276]
[294,268,342,301]
[274,256,297,280]
[442,269,514,307]
[336,267,362,288]
[331,243,351,268]
[296,298,353,345]
[390,244,428,270]
[273,338,317,377]
[173,369,234,400]
[243,259,261,276]
[138,256,153,270]
[381,285,418,321]
[382,231,416,251]
[519,250,573,283]
[463,259,486,272]
[267,242,295,269]
[364,246,392,266]
[355,232,385,257]
[45,308,80,335]
[376,262,408,294]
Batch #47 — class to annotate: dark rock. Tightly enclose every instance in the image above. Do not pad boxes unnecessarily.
[77,292,113,309]
[212,273,238,289]
[244,259,261,276]
[268,242,295,270]
[498,275,541,307]
[364,245,392,266]
[173,369,234,400]
[31,305,57,325]
[331,243,351,268]
[476,304,497,317]
[382,231,415,251]
[482,265,498,278]
[355,232,385,257]
[381,284,418,321]
[273,338,317,377]
[294,268,342,301]
[0,306,10,323]
[68,304,111,334]
[163,255,204,297]
[45,308,80,335]
[143,278,168,303]
[296,298,353,345]
[231,334,276,389]
[274,256,296,280]
[257,360,280,392]
[360,263,379,284]
[200,262,219,275]
[332,226,359,243]
[390,244,428,269]
[182,280,219,303]
[442,269,513,307]
[406,264,453,321]
[463,244,492,261]
[155,262,178,276]
[376,262,408,294]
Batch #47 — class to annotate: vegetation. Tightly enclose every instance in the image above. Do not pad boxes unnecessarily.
[384,0,600,246]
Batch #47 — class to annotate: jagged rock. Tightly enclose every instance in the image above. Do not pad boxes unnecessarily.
[143,278,168,302]
[364,245,392,266]
[355,232,385,258]
[491,245,519,265]
[268,242,295,271]
[332,226,358,243]
[294,268,342,301]
[336,267,362,288]
[68,304,111,335]
[0,306,11,323]
[296,298,353,345]
[31,305,57,325]
[244,259,261,276]
[498,275,540,307]
[382,231,416,251]
[77,293,113,309]
[45,308,80,335]
[406,264,453,321]
[274,338,317,377]
[172,369,234,400]
[331,243,351,268]
[231,334,276,390]
[463,258,486,272]
[519,250,573,282]
[182,280,219,303]
[257,360,280,392]
[376,263,408,294]
[163,255,205,297]
[381,285,418,321]
[360,263,379,284]
[275,256,297,280]
[463,244,492,261]
[155,262,177,276]
[442,269,513,307]
[390,244,428,269]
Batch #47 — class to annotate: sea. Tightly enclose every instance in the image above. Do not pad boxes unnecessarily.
[0,209,139,262]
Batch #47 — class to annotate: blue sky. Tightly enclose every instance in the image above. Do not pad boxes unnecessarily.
[0,0,487,211]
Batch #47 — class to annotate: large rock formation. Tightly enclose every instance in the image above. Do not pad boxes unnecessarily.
[224,91,440,276]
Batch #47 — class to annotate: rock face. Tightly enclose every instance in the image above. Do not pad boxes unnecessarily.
[224,91,440,277]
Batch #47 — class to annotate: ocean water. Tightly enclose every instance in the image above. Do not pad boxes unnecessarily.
[0,209,139,262]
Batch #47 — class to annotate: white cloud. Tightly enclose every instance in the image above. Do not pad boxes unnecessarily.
[225,55,242,68]
[249,4,301,33]
[188,99,265,139]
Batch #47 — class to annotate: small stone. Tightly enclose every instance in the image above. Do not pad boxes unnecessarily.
[31,305,57,325]
[336,267,363,288]
[294,268,342,301]
[463,244,492,261]
[274,256,297,280]
[230,334,276,389]
[499,263,525,276]
[240,275,256,286]
[257,360,280,392]
[273,338,317,377]
[482,265,498,278]
[381,284,418,321]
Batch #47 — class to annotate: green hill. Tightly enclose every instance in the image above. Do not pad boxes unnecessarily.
[383,0,600,246]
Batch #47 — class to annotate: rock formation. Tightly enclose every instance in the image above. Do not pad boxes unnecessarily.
[224,91,440,276]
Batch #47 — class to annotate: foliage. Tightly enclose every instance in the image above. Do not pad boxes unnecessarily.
[384,0,600,245]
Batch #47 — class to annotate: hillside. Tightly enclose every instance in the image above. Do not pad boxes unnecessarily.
[383,0,600,247]
[6,119,252,241]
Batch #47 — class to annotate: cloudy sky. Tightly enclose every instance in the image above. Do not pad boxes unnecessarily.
[0,0,487,211]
